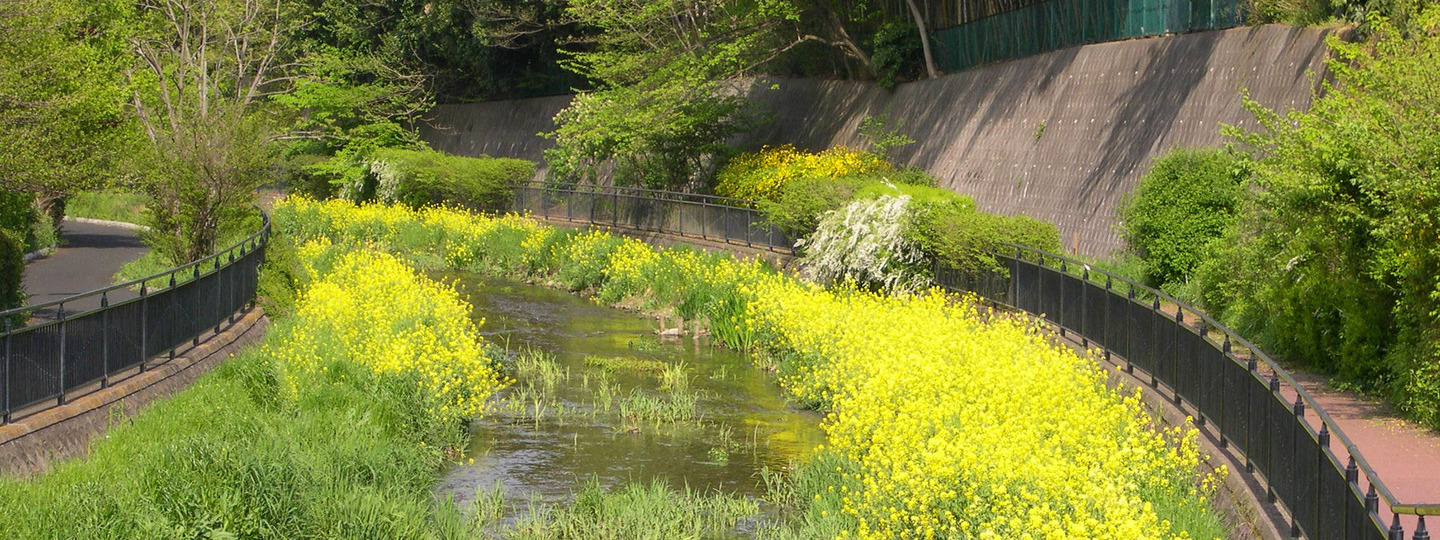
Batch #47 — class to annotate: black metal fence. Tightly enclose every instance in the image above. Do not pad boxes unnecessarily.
[513,186,1437,539]
[0,213,270,424]
[513,182,793,251]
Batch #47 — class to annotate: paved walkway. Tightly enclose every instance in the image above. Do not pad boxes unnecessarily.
[1284,370,1440,534]
[22,219,148,320]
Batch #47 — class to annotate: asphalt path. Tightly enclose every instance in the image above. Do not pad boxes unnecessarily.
[21,219,149,320]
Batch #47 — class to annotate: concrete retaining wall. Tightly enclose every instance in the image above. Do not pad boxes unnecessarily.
[421,24,1337,257]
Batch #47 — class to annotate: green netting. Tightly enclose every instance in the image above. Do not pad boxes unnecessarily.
[931,0,1243,73]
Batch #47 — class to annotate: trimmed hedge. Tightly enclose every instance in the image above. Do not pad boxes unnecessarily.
[368,149,536,212]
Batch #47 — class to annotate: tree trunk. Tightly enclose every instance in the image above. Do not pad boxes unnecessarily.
[904,0,940,79]
[812,0,875,78]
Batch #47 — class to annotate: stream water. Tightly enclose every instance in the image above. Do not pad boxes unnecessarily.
[433,272,826,517]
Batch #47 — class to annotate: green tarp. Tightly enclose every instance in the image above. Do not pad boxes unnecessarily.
[932,0,1243,72]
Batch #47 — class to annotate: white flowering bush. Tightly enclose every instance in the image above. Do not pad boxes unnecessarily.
[796,194,929,293]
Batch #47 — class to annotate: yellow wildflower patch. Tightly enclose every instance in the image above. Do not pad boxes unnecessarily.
[267,247,505,424]
[715,144,893,201]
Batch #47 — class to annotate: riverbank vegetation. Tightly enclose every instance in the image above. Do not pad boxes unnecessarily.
[0,247,506,538]
[275,197,1227,538]
[713,143,1062,292]
[1121,6,1440,429]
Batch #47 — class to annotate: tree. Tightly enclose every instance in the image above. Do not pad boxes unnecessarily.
[901,0,939,79]
[126,0,298,263]
[543,0,827,189]
[0,0,132,224]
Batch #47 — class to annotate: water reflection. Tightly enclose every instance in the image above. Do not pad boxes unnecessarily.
[433,273,825,513]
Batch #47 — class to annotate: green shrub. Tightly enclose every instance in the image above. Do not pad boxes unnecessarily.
[0,227,24,317]
[759,169,936,237]
[0,191,39,251]
[281,153,340,200]
[870,21,924,90]
[368,148,536,211]
[1120,148,1250,289]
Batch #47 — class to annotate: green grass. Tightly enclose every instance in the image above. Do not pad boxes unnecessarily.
[0,349,470,539]
[503,477,758,540]
[66,191,150,226]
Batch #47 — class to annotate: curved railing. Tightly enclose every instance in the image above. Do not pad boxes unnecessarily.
[512,182,1434,540]
[0,212,270,424]
[513,182,793,251]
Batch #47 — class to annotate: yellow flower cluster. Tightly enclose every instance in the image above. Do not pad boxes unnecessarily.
[274,198,1220,538]
[746,279,1219,539]
[715,144,893,201]
[266,245,505,424]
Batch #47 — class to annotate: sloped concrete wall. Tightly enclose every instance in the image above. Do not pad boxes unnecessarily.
[420,24,1336,257]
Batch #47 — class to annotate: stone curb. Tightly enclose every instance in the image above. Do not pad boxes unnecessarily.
[21,247,55,263]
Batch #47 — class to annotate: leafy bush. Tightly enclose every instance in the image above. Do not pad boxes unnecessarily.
[866,182,1062,274]
[0,227,23,316]
[1120,148,1250,289]
[364,148,536,211]
[0,191,38,251]
[870,21,923,90]
[714,145,892,201]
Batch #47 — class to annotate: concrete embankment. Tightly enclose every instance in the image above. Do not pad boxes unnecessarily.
[421,24,1337,257]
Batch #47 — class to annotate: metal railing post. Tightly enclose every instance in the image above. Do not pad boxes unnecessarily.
[57,302,66,406]
[1057,260,1066,338]
[3,317,11,423]
[139,283,148,373]
[101,293,110,389]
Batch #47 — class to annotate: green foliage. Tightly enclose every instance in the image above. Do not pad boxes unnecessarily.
[362,149,536,211]
[65,191,150,225]
[1120,148,1250,289]
[0,227,24,316]
[0,0,132,212]
[857,114,916,159]
[869,20,923,90]
[256,235,304,319]
[1204,7,1440,427]
[544,0,807,190]
[1244,0,1423,29]
[893,183,1062,273]
[506,478,758,539]
[0,191,39,251]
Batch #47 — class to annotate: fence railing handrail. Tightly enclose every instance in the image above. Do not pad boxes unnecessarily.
[518,181,760,210]
[508,184,1437,533]
[0,211,271,323]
